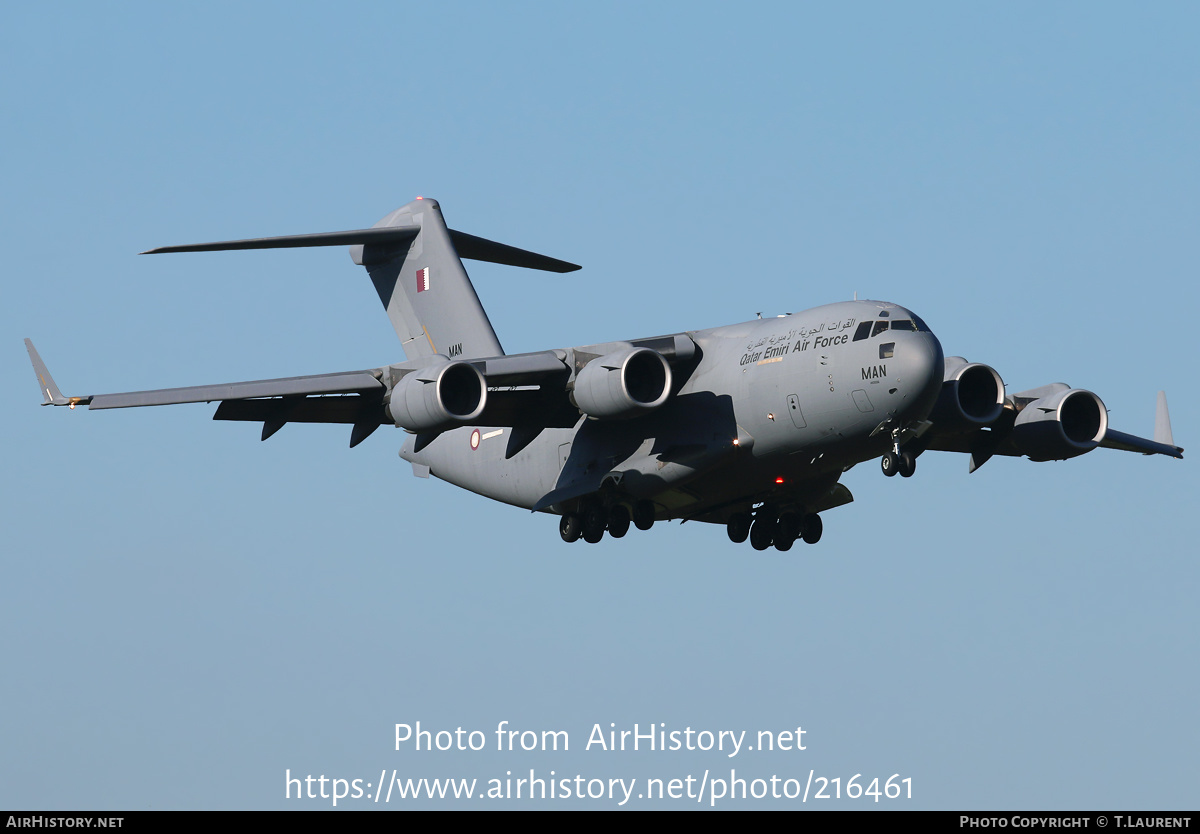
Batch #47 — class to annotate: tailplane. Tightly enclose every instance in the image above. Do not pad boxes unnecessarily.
[143,197,580,361]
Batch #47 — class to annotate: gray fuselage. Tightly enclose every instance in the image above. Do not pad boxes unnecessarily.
[401,300,943,525]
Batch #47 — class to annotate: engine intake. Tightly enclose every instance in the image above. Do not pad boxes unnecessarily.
[1011,388,1107,461]
[929,359,1005,428]
[388,360,487,432]
[573,347,672,420]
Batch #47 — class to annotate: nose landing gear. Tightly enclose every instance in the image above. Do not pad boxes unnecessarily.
[881,448,918,478]
[881,423,922,478]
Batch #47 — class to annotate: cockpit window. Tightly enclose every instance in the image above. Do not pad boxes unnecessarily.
[911,314,930,332]
[890,319,916,331]
[879,342,895,359]
[878,310,890,318]
[853,322,872,342]
[871,320,890,337]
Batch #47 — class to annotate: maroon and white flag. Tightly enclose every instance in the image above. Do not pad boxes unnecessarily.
[416,267,430,293]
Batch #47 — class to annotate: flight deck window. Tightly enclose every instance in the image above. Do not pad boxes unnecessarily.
[853,322,872,342]
[911,314,930,332]
[872,321,890,337]
[880,342,895,359]
[891,319,916,331]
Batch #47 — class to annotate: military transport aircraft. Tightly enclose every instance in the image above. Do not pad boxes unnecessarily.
[26,197,1183,550]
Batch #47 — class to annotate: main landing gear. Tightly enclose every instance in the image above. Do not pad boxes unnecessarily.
[560,498,656,543]
[727,508,822,551]
[560,499,825,550]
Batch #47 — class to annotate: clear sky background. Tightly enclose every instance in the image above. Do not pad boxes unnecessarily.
[2,3,1196,810]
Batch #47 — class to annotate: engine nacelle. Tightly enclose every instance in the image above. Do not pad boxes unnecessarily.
[1011,388,1108,461]
[388,360,487,432]
[929,358,1006,428]
[573,347,672,420]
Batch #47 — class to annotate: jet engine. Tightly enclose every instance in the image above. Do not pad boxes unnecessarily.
[1011,388,1108,461]
[572,347,672,420]
[387,360,487,432]
[929,358,1006,428]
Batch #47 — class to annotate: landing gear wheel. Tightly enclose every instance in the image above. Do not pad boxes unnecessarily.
[774,535,794,552]
[727,512,751,544]
[583,503,607,543]
[608,505,631,538]
[898,450,916,478]
[800,513,823,545]
[559,513,582,543]
[633,500,656,531]
[749,517,775,551]
[881,451,899,477]
[776,512,801,544]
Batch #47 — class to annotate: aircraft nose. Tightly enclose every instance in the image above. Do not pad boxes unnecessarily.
[893,332,943,417]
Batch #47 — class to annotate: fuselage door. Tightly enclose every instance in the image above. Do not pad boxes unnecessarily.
[786,394,807,428]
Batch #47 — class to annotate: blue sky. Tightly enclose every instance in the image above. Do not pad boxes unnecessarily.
[2,3,1196,809]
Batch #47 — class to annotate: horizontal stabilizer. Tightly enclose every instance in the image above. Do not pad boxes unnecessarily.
[142,227,419,255]
[142,226,580,272]
[140,198,580,364]
[448,230,580,273]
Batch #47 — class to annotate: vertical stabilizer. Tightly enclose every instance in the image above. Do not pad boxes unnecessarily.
[350,198,504,362]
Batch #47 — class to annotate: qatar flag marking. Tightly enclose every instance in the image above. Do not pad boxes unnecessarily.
[416,267,430,292]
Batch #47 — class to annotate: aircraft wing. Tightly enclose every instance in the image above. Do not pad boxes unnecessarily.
[26,338,388,446]
[27,330,701,446]
[924,427,1182,462]
[26,339,584,446]
[923,385,1182,471]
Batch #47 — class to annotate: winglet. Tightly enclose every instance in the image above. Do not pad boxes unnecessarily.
[1155,391,1174,447]
[24,339,71,406]
[1099,390,1183,459]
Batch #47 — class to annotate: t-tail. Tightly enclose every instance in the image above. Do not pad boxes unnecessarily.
[142,197,580,361]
